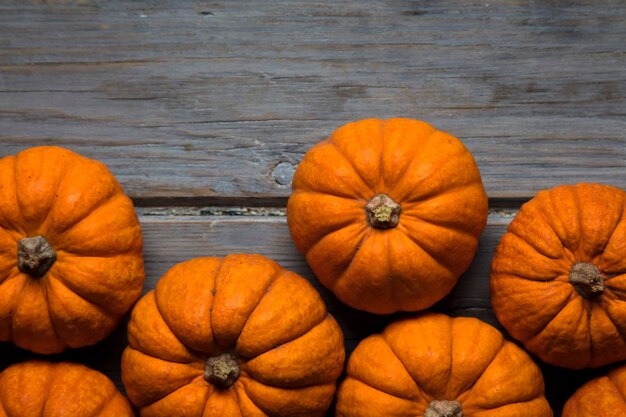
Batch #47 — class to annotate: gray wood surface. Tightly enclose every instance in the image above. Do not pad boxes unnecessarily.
[1,0,624,202]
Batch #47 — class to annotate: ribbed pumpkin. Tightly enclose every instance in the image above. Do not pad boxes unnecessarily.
[287,118,488,314]
[0,360,135,416]
[491,183,626,369]
[563,363,626,416]
[336,313,553,417]
[0,146,144,354]
[121,254,345,417]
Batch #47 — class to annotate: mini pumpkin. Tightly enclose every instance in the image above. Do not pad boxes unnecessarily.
[121,254,345,417]
[0,360,135,416]
[491,183,626,369]
[562,362,626,416]
[287,118,488,314]
[0,146,144,354]
[336,313,553,417]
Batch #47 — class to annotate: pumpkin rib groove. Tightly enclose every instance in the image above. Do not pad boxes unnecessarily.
[86,381,118,417]
[231,270,283,358]
[600,299,626,347]
[401,211,479,241]
[400,181,479,207]
[2,274,27,342]
[380,332,437,401]
[49,270,114,314]
[42,279,67,350]
[323,230,370,293]
[327,139,374,198]
[397,223,454,274]
[40,362,59,413]
[607,370,626,404]
[505,228,566,263]
[238,378,274,417]
[517,289,578,344]
[457,336,507,405]
[208,256,227,351]
[151,286,192,357]
[383,127,438,196]
[595,207,626,267]
[141,374,208,411]
[50,190,120,240]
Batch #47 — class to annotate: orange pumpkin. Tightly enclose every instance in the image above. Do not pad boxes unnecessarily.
[491,183,626,369]
[562,363,626,416]
[287,118,488,314]
[121,254,345,417]
[0,146,144,354]
[336,313,553,417]
[0,360,135,416]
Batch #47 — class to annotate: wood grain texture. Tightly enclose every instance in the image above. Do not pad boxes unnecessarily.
[0,212,608,415]
[1,0,624,202]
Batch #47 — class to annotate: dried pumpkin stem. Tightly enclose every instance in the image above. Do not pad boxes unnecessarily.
[17,235,56,278]
[568,262,605,298]
[365,194,401,229]
[424,400,464,417]
[204,353,240,388]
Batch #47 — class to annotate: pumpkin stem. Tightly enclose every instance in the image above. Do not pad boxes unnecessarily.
[365,194,401,229]
[424,400,464,417]
[17,236,56,278]
[204,353,240,388]
[569,262,605,298]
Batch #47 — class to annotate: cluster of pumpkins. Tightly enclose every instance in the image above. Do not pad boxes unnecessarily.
[0,118,624,416]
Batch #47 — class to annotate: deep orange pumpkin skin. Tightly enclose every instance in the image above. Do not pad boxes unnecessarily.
[0,360,135,416]
[287,118,488,314]
[563,363,626,416]
[491,183,626,369]
[0,146,144,354]
[121,254,345,417]
[336,313,552,417]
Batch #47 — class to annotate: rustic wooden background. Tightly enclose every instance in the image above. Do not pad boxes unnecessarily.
[0,0,625,415]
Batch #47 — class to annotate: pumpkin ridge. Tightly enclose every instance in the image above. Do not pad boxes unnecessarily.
[598,299,626,350]
[238,378,274,417]
[516,288,579,344]
[505,227,568,263]
[607,370,626,403]
[0,272,26,342]
[42,279,69,351]
[223,266,282,356]
[327,139,375,199]
[381,331,437,401]
[208,257,227,351]
[455,337,506,404]
[400,182,479,208]
[85,380,118,417]
[238,288,328,359]
[382,125,438,194]
[151,283,200,357]
[46,274,117,319]
[593,206,626,267]
[46,189,120,239]
[304,224,369,287]
[400,211,480,241]
[397,222,456,274]
[47,270,109,313]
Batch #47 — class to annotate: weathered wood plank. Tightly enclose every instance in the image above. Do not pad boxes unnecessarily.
[1,0,624,202]
[0,212,606,415]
